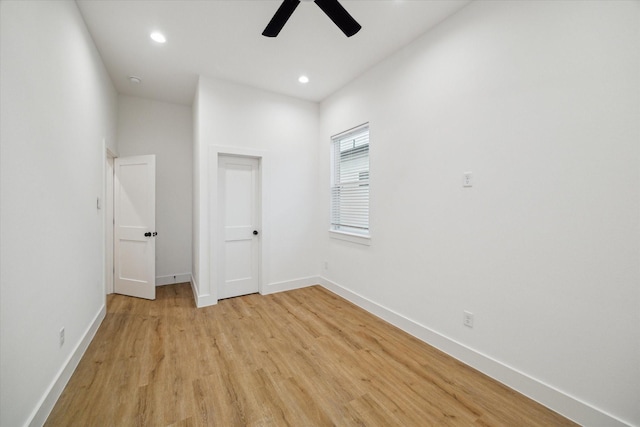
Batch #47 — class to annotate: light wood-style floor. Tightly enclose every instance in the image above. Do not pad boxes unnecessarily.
[45,283,577,426]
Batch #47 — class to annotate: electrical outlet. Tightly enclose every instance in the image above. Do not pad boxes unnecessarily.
[59,327,65,347]
[463,311,474,328]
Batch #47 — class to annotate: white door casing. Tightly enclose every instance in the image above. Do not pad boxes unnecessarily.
[218,155,261,299]
[105,153,115,294]
[114,155,156,300]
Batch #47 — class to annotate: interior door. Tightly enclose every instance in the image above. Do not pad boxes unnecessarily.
[218,155,260,299]
[114,155,156,300]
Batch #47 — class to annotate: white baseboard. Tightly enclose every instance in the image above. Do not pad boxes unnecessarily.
[189,274,218,308]
[317,276,630,427]
[262,276,318,295]
[156,273,192,286]
[190,275,317,307]
[189,273,199,305]
[28,304,107,427]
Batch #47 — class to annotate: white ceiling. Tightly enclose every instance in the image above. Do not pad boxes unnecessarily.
[77,0,471,105]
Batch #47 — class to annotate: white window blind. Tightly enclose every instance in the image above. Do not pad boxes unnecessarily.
[331,124,369,236]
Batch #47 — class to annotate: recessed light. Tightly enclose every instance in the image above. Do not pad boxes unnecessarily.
[150,32,166,43]
[128,76,142,84]
[298,75,309,84]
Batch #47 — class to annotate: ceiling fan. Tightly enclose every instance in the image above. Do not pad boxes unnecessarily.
[262,0,361,38]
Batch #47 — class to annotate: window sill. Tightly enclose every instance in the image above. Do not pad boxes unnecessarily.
[329,230,371,246]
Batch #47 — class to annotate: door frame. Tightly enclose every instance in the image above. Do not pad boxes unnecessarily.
[208,146,268,303]
[105,148,116,295]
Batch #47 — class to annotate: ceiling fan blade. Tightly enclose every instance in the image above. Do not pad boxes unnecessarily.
[262,0,300,37]
[314,0,361,37]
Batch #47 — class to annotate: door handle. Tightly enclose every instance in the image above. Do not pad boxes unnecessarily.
[253,230,259,235]
[145,232,152,237]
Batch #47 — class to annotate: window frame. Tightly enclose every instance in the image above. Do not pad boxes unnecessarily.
[329,123,371,246]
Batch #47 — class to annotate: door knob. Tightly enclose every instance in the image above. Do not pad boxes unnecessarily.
[253,230,259,235]
[144,232,152,237]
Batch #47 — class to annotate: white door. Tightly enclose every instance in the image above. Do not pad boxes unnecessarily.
[218,155,260,299]
[114,155,156,300]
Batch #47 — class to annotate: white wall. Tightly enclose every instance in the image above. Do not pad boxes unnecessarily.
[319,1,639,426]
[0,1,118,426]
[193,77,320,305]
[117,95,193,283]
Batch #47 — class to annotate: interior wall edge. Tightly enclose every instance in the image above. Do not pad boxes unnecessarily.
[317,277,631,427]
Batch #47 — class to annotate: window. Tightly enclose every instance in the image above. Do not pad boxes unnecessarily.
[330,124,370,238]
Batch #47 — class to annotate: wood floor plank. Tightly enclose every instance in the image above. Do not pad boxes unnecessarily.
[45,283,577,426]
[346,392,403,427]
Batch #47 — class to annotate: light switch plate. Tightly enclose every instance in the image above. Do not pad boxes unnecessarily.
[463,171,473,187]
